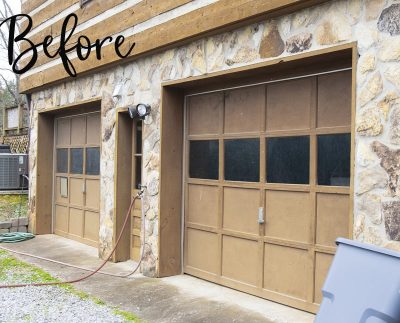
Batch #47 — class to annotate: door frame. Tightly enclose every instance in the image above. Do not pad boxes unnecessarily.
[34,99,101,235]
[158,42,357,283]
[181,68,353,313]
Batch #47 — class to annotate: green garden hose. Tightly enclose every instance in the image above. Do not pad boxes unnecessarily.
[0,232,35,243]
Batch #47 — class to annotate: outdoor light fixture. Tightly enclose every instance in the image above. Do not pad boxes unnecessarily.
[128,104,151,120]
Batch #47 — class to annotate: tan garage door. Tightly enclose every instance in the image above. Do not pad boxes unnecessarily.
[184,70,352,313]
[54,113,101,248]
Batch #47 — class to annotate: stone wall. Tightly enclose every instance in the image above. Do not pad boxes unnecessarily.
[28,0,400,276]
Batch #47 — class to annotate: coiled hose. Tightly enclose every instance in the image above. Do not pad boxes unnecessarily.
[0,232,35,243]
[0,190,145,288]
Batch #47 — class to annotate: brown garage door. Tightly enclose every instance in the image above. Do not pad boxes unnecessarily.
[183,70,352,313]
[54,113,101,248]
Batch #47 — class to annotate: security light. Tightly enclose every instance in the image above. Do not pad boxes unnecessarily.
[128,104,151,120]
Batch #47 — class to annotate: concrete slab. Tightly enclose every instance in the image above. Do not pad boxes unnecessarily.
[1,235,315,323]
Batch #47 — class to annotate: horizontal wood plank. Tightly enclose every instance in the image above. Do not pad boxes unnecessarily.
[22,0,48,15]
[21,0,192,68]
[21,0,78,32]
[20,0,327,93]
[21,0,126,52]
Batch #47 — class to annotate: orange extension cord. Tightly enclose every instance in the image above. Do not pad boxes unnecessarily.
[0,190,146,288]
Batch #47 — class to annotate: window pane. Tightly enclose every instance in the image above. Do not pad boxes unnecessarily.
[225,139,260,182]
[318,134,350,186]
[86,147,100,176]
[189,140,219,180]
[56,148,68,173]
[6,107,18,129]
[135,156,142,189]
[267,136,310,184]
[70,148,83,174]
[136,122,142,154]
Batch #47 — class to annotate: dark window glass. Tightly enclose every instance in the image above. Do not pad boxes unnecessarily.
[135,156,142,189]
[267,136,310,184]
[56,148,68,173]
[189,140,219,180]
[136,121,142,154]
[225,139,260,182]
[86,147,100,175]
[318,134,350,186]
[70,148,83,174]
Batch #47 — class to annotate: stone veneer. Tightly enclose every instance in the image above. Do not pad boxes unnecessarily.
[28,0,400,276]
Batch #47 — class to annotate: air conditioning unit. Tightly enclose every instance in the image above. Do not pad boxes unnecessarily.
[0,154,29,190]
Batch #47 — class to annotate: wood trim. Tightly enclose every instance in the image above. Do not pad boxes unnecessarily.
[113,109,133,262]
[169,43,356,313]
[349,44,358,239]
[21,0,192,69]
[158,87,184,277]
[20,0,328,93]
[35,112,54,234]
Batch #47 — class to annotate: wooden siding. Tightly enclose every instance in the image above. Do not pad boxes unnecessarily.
[20,0,327,93]
[20,0,192,68]
[22,0,48,15]
[21,0,125,52]
[21,0,78,33]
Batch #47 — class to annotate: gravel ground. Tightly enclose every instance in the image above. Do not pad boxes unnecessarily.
[0,251,138,322]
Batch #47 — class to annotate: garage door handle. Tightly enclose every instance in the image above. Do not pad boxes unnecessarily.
[258,207,264,224]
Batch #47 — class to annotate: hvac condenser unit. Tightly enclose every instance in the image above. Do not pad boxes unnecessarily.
[0,154,29,190]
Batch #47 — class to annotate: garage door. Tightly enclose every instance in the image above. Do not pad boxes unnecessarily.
[54,113,101,247]
[183,70,352,313]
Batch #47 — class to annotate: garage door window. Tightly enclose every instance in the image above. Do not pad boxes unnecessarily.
[189,140,219,180]
[224,138,260,182]
[57,148,68,173]
[317,134,350,186]
[86,147,100,176]
[266,136,310,184]
[70,148,83,174]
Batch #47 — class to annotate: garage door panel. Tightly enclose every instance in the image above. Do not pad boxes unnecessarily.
[224,86,264,134]
[57,118,70,145]
[314,252,334,304]
[187,184,219,227]
[188,93,223,135]
[263,244,310,300]
[54,113,100,248]
[84,210,99,242]
[55,205,68,233]
[71,116,86,145]
[265,190,311,243]
[317,71,351,128]
[86,179,100,210]
[223,187,259,234]
[222,235,259,286]
[316,193,349,247]
[70,178,84,206]
[87,114,101,145]
[266,78,314,131]
[186,228,219,274]
[69,208,84,237]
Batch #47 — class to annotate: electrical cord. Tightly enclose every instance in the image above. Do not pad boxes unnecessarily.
[0,189,147,288]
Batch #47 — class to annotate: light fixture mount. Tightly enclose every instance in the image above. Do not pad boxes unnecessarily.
[128,104,151,120]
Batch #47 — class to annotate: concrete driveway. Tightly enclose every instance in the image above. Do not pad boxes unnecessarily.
[1,235,315,323]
